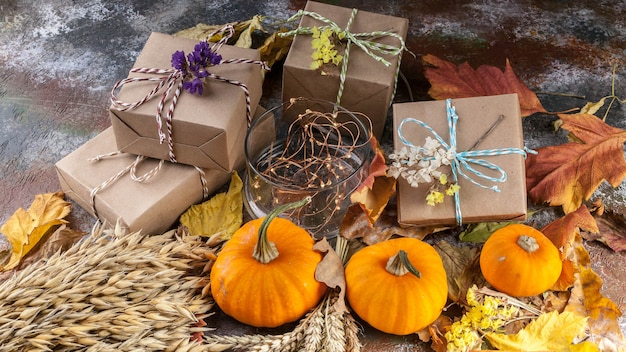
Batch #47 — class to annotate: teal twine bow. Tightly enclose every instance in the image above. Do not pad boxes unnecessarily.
[397,99,532,225]
[280,9,406,108]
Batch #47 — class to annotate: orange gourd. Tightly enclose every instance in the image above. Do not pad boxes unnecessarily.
[344,238,448,335]
[210,197,326,328]
[480,223,562,297]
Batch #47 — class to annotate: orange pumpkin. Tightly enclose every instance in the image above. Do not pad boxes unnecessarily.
[480,223,562,297]
[345,238,448,335]
[210,197,326,328]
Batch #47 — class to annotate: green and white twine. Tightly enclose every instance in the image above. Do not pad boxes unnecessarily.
[280,9,406,108]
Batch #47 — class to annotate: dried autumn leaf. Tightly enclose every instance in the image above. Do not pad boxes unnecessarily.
[422,54,546,117]
[565,266,626,350]
[580,97,607,116]
[585,211,626,252]
[458,221,514,243]
[485,310,588,352]
[340,203,436,245]
[350,137,396,225]
[313,238,347,313]
[541,205,598,291]
[174,17,262,45]
[235,15,265,48]
[179,172,243,242]
[433,240,483,303]
[0,192,71,271]
[257,29,293,68]
[526,113,626,214]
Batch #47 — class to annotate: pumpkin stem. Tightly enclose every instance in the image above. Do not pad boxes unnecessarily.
[253,196,312,264]
[386,250,421,279]
[517,235,539,253]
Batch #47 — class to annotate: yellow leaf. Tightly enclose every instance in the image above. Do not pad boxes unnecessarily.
[570,341,600,352]
[565,266,626,349]
[179,172,243,241]
[485,310,587,352]
[234,15,264,48]
[174,16,263,44]
[580,97,607,116]
[0,192,70,271]
[258,29,293,68]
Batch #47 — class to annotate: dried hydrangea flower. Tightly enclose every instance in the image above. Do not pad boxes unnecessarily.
[387,137,460,205]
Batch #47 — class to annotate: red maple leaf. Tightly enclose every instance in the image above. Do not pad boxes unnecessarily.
[423,54,546,117]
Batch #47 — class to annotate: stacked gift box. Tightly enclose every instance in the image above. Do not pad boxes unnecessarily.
[56,31,266,235]
[56,0,528,236]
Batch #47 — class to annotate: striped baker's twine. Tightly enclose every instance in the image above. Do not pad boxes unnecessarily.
[280,9,406,108]
[87,152,209,220]
[110,24,269,163]
[397,99,532,225]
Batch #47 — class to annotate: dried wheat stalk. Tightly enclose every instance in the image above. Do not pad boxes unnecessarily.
[205,288,361,352]
[0,223,218,352]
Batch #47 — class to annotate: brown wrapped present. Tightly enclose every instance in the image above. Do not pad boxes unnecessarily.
[392,94,528,227]
[281,1,408,139]
[110,31,264,171]
[56,127,233,235]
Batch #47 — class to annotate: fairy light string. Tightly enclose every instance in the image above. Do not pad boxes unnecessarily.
[397,98,533,225]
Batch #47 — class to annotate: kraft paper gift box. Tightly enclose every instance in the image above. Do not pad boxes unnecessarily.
[392,94,528,227]
[282,1,408,139]
[110,31,264,171]
[56,127,233,235]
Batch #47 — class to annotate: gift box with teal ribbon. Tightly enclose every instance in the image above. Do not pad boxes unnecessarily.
[281,1,409,139]
[391,94,529,227]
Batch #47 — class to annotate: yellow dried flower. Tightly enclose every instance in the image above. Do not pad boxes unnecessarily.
[310,26,343,70]
[426,190,445,206]
[439,173,448,185]
[446,183,460,196]
[445,286,520,352]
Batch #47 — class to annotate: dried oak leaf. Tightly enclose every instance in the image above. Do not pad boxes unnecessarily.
[179,172,243,243]
[350,137,396,226]
[526,113,626,214]
[0,192,71,271]
[422,54,546,117]
[485,310,588,352]
[565,266,625,350]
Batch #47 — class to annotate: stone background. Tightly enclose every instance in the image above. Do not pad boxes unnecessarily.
[1,0,624,349]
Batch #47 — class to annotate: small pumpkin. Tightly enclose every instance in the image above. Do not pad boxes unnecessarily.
[210,197,326,328]
[479,223,562,297]
[344,238,448,335]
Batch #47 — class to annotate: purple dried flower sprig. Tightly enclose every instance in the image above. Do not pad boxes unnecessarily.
[171,41,222,95]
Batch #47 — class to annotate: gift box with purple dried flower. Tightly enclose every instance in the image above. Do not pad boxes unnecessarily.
[110,29,267,171]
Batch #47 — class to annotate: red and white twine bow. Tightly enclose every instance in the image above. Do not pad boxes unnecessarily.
[88,151,210,220]
[110,25,269,163]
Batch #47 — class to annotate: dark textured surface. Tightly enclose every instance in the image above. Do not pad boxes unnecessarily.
[1,0,625,349]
